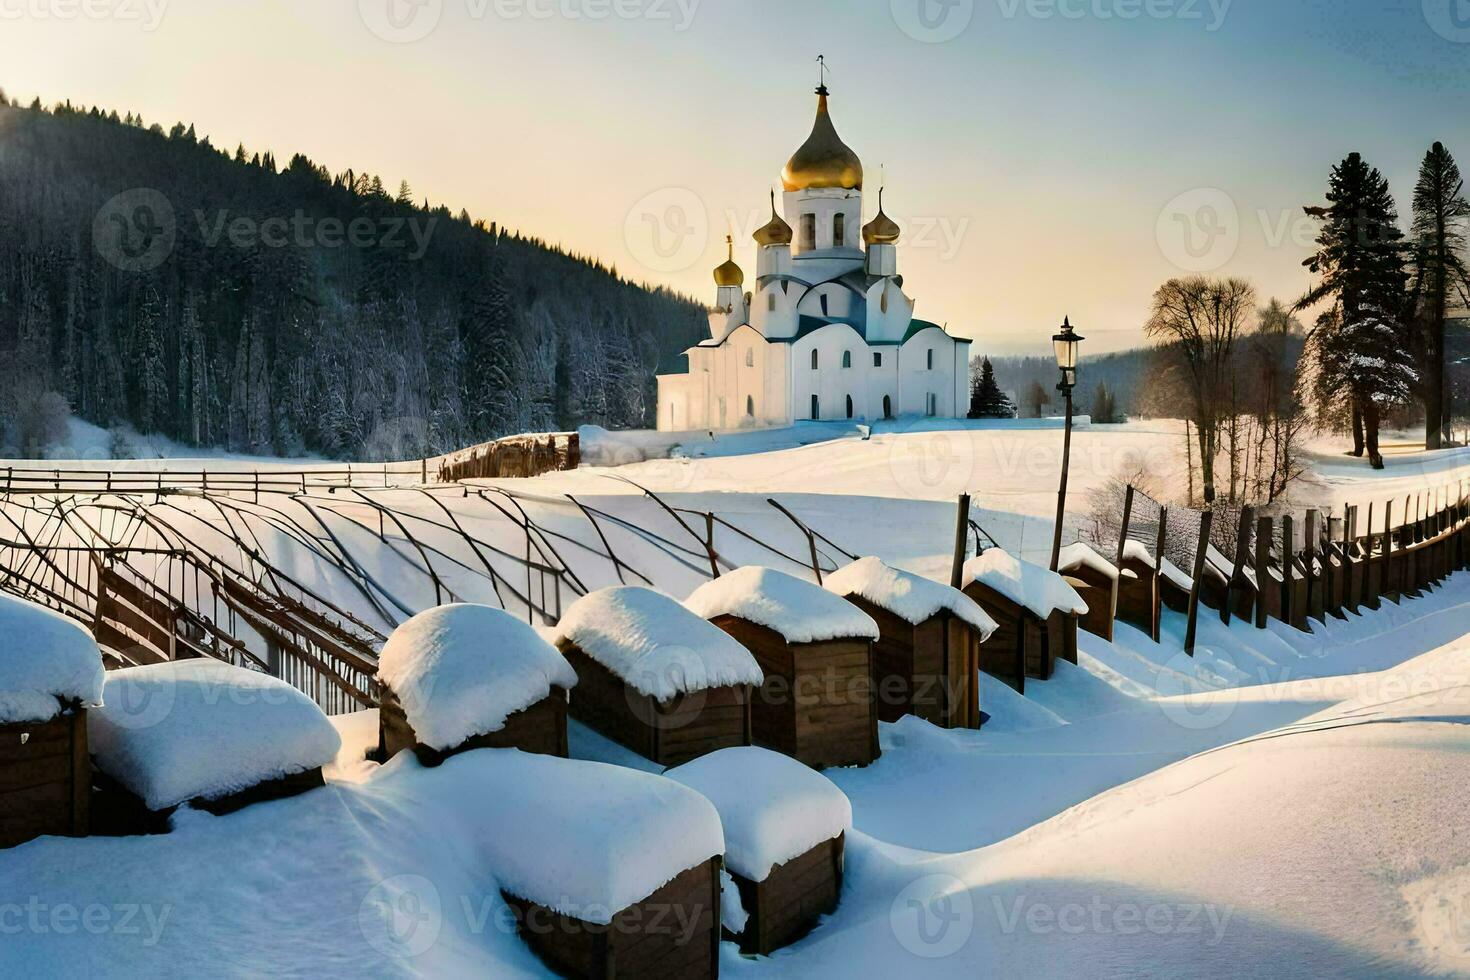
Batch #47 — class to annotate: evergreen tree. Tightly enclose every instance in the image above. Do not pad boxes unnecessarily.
[1298,152,1416,468]
[1409,142,1470,449]
[1092,382,1119,424]
[968,357,1014,418]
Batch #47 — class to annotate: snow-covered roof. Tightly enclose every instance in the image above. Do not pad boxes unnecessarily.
[665,746,852,883]
[551,586,762,700]
[962,549,1088,618]
[440,750,724,922]
[377,604,578,752]
[89,660,341,811]
[0,592,105,724]
[683,566,880,643]
[1160,558,1194,591]
[823,557,997,638]
[1121,539,1157,569]
[1057,542,1119,582]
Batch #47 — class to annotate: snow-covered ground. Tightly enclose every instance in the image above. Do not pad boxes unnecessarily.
[5,419,1470,976]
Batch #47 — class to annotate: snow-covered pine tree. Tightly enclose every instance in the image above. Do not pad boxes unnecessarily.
[1298,152,1416,468]
[968,357,1015,418]
[1409,142,1470,449]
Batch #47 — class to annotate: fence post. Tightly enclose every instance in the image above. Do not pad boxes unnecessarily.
[1112,485,1135,633]
[1255,514,1272,629]
[1184,509,1213,656]
[1305,509,1324,624]
[1384,499,1397,604]
[1223,505,1253,625]
[1153,506,1168,643]
[950,494,972,590]
[1343,506,1357,615]
[1281,515,1295,628]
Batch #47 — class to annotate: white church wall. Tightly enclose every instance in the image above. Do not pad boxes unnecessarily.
[863,278,914,344]
[785,187,864,256]
[791,324,875,422]
[752,280,799,339]
[896,330,968,418]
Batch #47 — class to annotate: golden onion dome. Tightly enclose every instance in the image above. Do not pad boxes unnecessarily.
[713,235,744,287]
[863,188,901,245]
[753,190,793,246]
[781,86,863,193]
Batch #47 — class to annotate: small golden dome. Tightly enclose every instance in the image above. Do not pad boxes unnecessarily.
[781,86,863,193]
[713,235,744,287]
[863,188,900,245]
[753,190,793,246]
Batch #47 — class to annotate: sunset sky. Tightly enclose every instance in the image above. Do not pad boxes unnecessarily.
[4,0,1469,353]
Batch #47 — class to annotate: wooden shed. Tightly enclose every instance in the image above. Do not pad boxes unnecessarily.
[960,550,1088,693]
[89,659,339,835]
[685,566,881,770]
[1057,543,1118,642]
[375,604,577,766]
[551,586,763,767]
[0,594,104,848]
[1116,540,1162,638]
[468,752,725,980]
[823,557,994,730]
[667,747,850,956]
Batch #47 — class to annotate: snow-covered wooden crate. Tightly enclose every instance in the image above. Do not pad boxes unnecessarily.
[1057,543,1117,642]
[823,557,994,729]
[686,567,881,770]
[552,586,763,767]
[375,604,576,766]
[0,595,104,848]
[456,752,724,979]
[89,659,340,834]
[961,550,1087,690]
[667,747,850,955]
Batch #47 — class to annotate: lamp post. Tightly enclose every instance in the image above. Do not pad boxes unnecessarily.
[1049,316,1084,572]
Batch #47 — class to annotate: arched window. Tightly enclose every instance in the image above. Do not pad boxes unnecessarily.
[833,213,845,247]
[746,395,754,417]
[811,394,820,420]
[845,395,854,419]
[767,292,776,312]
[926,393,937,417]
[745,348,754,367]
[842,350,852,369]
[811,349,819,370]
[926,349,935,370]
[819,294,829,316]
[882,395,892,419]
[880,290,888,313]
[801,214,816,250]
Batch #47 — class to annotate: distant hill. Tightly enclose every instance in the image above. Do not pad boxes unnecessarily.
[0,96,707,459]
[986,348,1159,418]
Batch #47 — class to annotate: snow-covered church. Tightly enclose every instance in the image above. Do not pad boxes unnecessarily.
[656,82,972,431]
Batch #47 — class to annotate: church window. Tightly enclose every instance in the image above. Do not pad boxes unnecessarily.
[811,349,819,370]
[842,350,852,369]
[801,214,816,249]
[882,395,892,419]
[927,349,934,370]
[811,394,820,419]
[873,352,882,367]
[926,393,937,417]
[845,395,854,419]
[880,290,888,313]
[767,292,776,312]
[820,294,829,316]
[745,348,753,367]
[833,213,846,247]
[746,395,754,417]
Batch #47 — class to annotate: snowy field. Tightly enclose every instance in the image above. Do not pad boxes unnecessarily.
[5,419,1470,976]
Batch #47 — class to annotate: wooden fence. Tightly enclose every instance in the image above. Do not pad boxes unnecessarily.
[1107,484,1470,654]
[436,432,580,482]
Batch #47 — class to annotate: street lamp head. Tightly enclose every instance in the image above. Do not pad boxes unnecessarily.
[1053,315,1084,376]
